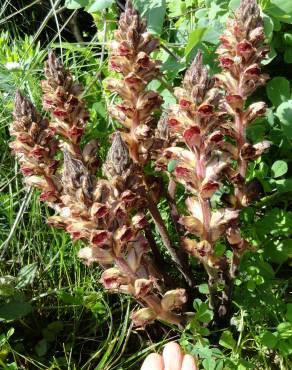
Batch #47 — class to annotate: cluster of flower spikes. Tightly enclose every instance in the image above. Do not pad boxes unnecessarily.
[10,91,61,204]
[216,0,270,208]
[157,50,240,273]
[10,51,187,328]
[157,0,270,316]
[107,0,163,164]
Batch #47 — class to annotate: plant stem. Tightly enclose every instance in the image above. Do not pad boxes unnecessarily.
[146,195,195,288]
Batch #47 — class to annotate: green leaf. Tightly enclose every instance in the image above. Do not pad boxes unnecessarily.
[65,0,88,9]
[198,283,209,294]
[202,357,216,370]
[16,263,38,289]
[133,0,166,35]
[35,339,48,357]
[277,322,292,339]
[87,0,114,12]
[194,300,213,323]
[284,47,292,63]
[271,160,288,178]
[0,296,32,321]
[286,304,292,322]
[276,100,292,137]
[161,88,176,108]
[219,330,236,350]
[270,0,292,14]
[263,14,274,41]
[228,0,241,11]
[167,0,186,17]
[57,291,83,305]
[266,77,290,107]
[267,0,292,24]
[185,28,207,56]
[276,178,292,194]
[264,239,292,263]
[283,32,292,46]
[261,331,278,348]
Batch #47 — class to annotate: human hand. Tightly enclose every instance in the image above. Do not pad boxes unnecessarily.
[141,342,197,370]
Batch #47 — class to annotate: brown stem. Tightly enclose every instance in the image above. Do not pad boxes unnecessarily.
[235,112,247,178]
[144,226,165,266]
[146,195,195,288]
[167,179,184,236]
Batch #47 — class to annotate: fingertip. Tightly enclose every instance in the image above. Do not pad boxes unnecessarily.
[182,354,198,370]
[141,353,164,370]
[163,342,183,370]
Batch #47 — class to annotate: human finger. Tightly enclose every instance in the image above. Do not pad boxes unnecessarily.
[141,353,164,370]
[182,354,198,370]
[163,342,183,370]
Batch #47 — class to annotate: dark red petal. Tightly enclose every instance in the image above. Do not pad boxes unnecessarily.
[183,126,201,143]
[198,104,214,115]
[53,108,68,118]
[168,118,180,127]
[179,99,192,108]
[237,41,252,53]
[219,56,234,68]
[91,231,108,245]
[175,166,190,177]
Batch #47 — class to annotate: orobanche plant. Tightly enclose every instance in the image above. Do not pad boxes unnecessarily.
[10,0,270,328]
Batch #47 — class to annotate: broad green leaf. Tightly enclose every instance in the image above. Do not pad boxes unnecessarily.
[65,0,88,9]
[271,160,288,178]
[185,28,207,56]
[194,300,214,323]
[263,14,274,41]
[219,330,236,350]
[267,0,292,24]
[0,297,32,321]
[133,0,166,35]
[87,0,114,12]
[202,357,216,370]
[276,100,292,137]
[198,283,209,294]
[260,331,278,348]
[266,77,290,107]
[264,239,292,263]
[270,0,292,14]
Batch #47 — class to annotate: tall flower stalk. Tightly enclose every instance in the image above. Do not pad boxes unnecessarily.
[216,0,269,207]
[157,0,269,322]
[107,0,195,288]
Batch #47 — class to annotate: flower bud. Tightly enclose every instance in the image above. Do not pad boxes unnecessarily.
[134,278,153,297]
[100,268,129,289]
[161,289,187,311]
[131,308,157,327]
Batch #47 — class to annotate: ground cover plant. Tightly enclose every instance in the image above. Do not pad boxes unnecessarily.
[0,0,291,369]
